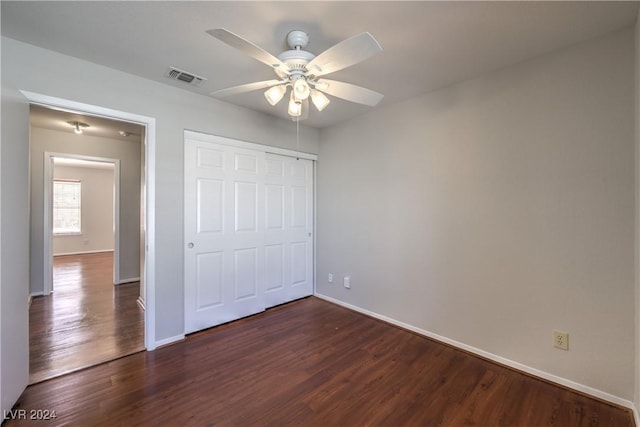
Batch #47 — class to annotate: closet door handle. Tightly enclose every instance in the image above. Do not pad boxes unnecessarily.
[188,242,194,248]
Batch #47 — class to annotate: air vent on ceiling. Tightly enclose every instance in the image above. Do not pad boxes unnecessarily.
[165,66,207,86]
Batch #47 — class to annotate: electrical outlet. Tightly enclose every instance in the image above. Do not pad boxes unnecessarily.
[328,273,333,283]
[343,276,351,289]
[553,330,569,351]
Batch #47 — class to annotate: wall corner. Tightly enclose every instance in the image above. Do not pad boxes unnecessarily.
[634,6,640,419]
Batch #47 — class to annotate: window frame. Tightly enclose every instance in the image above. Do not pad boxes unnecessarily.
[52,179,82,235]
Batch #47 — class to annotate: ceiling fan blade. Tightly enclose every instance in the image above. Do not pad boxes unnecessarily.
[211,80,283,98]
[306,32,382,76]
[206,28,287,71]
[316,79,384,106]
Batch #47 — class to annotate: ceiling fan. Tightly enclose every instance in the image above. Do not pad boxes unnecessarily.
[206,28,384,119]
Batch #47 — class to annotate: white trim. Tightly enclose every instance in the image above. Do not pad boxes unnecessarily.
[144,117,157,351]
[635,10,640,424]
[22,90,156,352]
[29,292,44,298]
[313,292,636,412]
[43,155,53,294]
[313,161,317,295]
[53,249,114,257]
[115,277,141,285]
[154,334,184,349]
[136,296,146,311]
[114,160,121,283]
[0,63,2,412]
[184,129,318,161]
[27,295,32,309]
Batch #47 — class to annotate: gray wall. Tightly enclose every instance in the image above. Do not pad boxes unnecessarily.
[0,61,30,418]
[1,35,319,412]
[317,28,635,400]
[52,164,115,256]
[30,127,140,288]
[635,9,640,416]
[1,20,636,415]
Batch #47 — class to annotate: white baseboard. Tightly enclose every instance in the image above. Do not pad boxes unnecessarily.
[27,294,33,308]
[136,296,145,311]
[53,249,114,257]
[154,334,185,349]
[30,291,44,298]
[314,293,636,413]
[115,277,140,285]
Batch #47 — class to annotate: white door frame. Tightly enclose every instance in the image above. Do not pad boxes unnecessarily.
[22,90,157,350]
[183,130,317,332]
[44,154,120,290]
[184,130,318,161]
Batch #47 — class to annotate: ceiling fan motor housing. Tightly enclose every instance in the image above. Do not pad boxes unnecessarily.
[276,49,315,78]
[286,30,309,49]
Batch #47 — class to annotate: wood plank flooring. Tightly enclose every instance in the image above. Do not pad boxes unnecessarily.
[9,296,632,426]
[29,252,144,384]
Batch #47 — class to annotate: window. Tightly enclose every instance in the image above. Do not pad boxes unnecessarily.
[53,180,81,234]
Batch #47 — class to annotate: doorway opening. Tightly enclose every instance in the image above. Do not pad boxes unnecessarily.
[46,155,120,291]
[27,102,151,383]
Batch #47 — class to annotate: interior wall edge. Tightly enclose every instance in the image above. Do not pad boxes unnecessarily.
[635,5,640,420]
[0,79,30,419]
[314,292,636,412]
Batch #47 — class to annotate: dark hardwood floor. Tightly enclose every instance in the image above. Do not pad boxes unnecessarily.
[29,252,144,384]
[9,296,632,426]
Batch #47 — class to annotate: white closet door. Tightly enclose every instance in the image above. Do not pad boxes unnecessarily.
[184,140,266,333]
[264,154,314,307]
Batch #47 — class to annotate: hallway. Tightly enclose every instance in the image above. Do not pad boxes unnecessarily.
[29,252,144,384]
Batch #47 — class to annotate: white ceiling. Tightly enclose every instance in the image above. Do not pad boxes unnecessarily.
[30,104,145,142]
[3,1,638,128]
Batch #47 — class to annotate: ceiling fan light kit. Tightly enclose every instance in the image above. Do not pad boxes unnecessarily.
[207,28,384,120]
[287,91,302,117]
[264,84,287,106]
[310,89,330,112]
[292,76,311,101]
